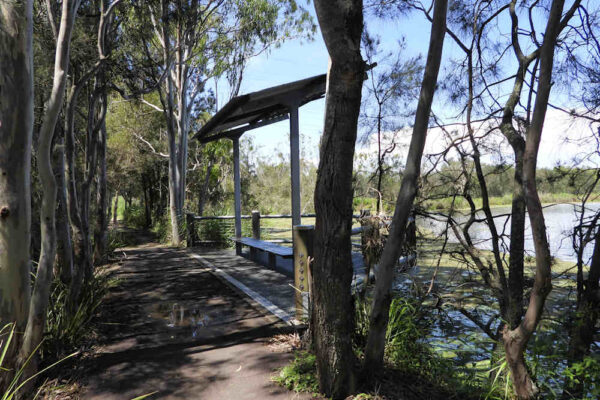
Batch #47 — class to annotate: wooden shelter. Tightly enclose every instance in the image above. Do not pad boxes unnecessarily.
[193,74,326,253]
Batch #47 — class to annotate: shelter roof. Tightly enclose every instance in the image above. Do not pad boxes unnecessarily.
[193,73,326,143]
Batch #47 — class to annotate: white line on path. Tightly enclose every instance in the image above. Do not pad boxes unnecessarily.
[187,252,297,326]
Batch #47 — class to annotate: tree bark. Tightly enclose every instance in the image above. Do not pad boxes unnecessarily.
[20,0,79,372]
[54,131,74,285]
[198,160,214,216]
[364,0,448,373]
[94,119,109,264]
[311,1,364,398]
[168,126,182,244]
[0,0,34,388]
[561,228,600,399]
[81,84,105,280]
[64,81,91,305]
[113,190,119,224]
[501,1,580,397]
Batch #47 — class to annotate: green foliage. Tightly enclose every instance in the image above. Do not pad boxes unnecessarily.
[42,272,115,359]
[123,204,148,230]
[384,298,450,377]
[1,323,75,400]
[563,356,600,399]
[355,296,494,398]
[106,229,130,254]
[151,214,172,244]
[193,218,252,247]
[419,162,600,211]
[484,357,513,400]
[272,351,319,395]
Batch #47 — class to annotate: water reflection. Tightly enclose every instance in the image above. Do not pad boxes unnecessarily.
[421,202,600,263]
[148,302,227,339]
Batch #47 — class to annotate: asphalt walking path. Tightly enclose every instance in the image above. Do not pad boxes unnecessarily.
[81,237,310,400]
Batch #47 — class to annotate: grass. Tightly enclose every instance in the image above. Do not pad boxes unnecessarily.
[1,323,76,400]
[272,351,319,395]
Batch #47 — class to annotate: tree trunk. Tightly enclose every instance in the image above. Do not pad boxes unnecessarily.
[54,132,74,285]
[364,0,447,373]
[168,128,182,245]
[506,146,526,329]
[81,85,105,281]
[311,1,364,397]
[198,160,214,216]
[501,1,580,397]
[561,229,600,399]
[0,0,34,388]
[64,83,90,305]
[107,191,113,226]
[113,190,119,224]
[20,0,79,374]
[94,120,108,264]
[143,176,152,228]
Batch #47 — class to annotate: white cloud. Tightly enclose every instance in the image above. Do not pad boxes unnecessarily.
[356,109,600,169]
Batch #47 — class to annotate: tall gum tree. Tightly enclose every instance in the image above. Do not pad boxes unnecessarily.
[19,0,81,372]
[311,0,364,397]
[132,0,313,245]
[0,0,34,387]
[364,0,448,373]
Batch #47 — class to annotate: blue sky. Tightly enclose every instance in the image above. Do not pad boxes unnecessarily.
[210,1,441,162]
[209,0,596,169]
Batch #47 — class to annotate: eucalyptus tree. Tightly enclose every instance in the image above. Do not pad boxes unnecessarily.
[19,0,81,379]
[310,0,365,397]
[125,0,314,245]
[503,3,583,396]
[0,0,34,387]
[60,0,125,297]
[364,0,448,374]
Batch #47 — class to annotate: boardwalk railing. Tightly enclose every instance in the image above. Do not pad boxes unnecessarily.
[187,210,416,319]
[186,211,363,248]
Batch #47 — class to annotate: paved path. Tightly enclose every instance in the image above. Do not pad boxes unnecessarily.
[193,249,298,319]
[82,241,310,400]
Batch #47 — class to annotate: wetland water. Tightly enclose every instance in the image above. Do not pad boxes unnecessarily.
[390,202,600,386]
[421,202,600,263]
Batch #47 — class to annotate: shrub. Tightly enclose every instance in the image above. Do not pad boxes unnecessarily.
[43,272,115,359]
[272,351,319,394]
[122,204,147,229]
[1,323,74,399]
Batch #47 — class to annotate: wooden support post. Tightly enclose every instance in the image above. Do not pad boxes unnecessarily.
[251,210,261,260]
[233,137,242,255]
[289,104,301,227]
[186,213,197,248]
[268,253,277,269]
[293,225,314,320]
[251,210,261,239]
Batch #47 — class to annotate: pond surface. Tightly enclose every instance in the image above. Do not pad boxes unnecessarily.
[420,202,600,263]
[386,203,600,395]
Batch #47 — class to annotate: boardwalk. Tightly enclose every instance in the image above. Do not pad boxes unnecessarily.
[80,238,310,399]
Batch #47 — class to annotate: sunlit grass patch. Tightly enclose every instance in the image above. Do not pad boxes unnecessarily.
[272,351,320,395]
